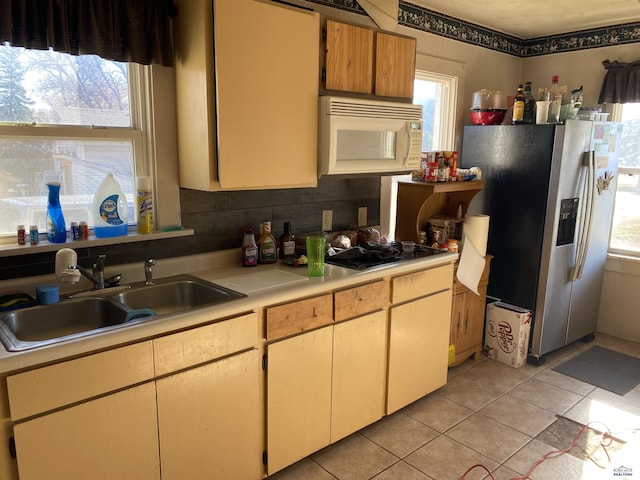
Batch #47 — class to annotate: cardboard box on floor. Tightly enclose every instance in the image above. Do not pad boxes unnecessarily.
[483,302,532,368]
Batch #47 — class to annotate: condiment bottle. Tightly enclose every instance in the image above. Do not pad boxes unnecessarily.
[448,239,459,253]
[30,225,39,245]
[279,221,296,260]
[257,221,277,264]
[242,228,258,267]
[512,84,525,124]
[17,225,26,245]
[430,230,441,249]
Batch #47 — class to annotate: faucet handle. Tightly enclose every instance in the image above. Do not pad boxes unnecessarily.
[144,259,156,286]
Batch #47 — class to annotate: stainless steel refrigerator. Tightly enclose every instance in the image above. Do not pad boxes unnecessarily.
[460,120,620,364]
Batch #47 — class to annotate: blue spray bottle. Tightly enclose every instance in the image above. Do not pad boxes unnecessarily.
[46,182,67,243]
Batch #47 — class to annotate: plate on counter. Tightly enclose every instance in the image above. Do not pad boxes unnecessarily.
[282,256,307,268]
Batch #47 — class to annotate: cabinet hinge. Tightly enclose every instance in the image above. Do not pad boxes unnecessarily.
[8,436,16,459]
[262,353,267,370]
[262,450,268,466]
[321,67,326,82]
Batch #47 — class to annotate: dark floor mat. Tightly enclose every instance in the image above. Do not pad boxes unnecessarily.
[553,346,640,395]
[536,417,625,467]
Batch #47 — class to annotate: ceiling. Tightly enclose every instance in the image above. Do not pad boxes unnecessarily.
[406,0,640,39]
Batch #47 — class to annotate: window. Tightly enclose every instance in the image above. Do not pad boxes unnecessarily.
[610,103,640,255]
[413,70,457,151]
[380,69,458,239]
[0,44,149,241]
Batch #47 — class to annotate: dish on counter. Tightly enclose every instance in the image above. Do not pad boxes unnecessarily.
[282,255,308,267]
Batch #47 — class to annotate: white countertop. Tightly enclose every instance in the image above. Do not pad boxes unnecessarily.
[0,249,457,374]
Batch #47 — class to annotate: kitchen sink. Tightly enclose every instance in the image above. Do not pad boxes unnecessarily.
[112,275,246,316]
[0,297,133,351]
[0,275,245,352]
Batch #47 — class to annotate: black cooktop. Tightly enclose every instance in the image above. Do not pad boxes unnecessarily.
[324,242,449,270]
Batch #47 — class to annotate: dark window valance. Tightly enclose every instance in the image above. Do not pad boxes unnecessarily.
[598,59,640,104]
[0,0,177,67]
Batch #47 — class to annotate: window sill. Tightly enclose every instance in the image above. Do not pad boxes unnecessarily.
[605,252,640,276]
[0,227,194,258]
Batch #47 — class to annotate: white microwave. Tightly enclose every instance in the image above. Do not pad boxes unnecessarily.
[318,96,423,176]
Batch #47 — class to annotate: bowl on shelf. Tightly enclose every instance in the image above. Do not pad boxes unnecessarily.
[469,108,507,125]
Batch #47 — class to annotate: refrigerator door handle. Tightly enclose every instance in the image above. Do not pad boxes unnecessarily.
[573,151,596,281]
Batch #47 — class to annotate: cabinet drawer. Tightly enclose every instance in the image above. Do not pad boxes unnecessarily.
[154,312,259,376]
[266,294,333,341]
[391,263,453,304]
[7,341,154,421]
[334,280,388,322]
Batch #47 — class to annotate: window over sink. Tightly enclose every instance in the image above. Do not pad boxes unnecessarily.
[0,44,157,243]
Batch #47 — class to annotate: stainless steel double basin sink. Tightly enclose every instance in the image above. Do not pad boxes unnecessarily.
[0,275,245,352]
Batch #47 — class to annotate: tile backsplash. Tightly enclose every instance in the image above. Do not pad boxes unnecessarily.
[1,175,382,281]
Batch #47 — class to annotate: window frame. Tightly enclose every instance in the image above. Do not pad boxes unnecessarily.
[413,70,457,151]
[607,103,640,257]
[0,54,185,253]
[380,68,459,240]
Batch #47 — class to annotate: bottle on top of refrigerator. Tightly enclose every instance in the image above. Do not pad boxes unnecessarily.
[93,172,128,238]
[136,176,154,234]
[548,75,562,123]
[523,81,535,124]
[512,84,525,124]
[46,181,67,243]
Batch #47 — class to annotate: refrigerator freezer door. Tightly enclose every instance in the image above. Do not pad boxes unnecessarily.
[461,125,558,312]
[566,122,620,343]
[533,120,592,357]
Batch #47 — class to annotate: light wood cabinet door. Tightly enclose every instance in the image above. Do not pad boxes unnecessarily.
[374,32,416,98]
[175,0,319,191]
[156,349,261,480]
[324,19,374,94]
[331,310,386,443]
[449,257,491,366]
[453,287,487,355]
[13,382,160,480]
[266,326,333,474]
[388,290,452,413]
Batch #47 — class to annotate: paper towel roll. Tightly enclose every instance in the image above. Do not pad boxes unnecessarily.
[457,214,490,295]
[463,214,489,257]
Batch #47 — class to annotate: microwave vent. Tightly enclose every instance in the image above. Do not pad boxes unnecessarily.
[325,97,422,120]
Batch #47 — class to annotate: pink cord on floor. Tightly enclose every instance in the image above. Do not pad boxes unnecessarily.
[458,421,613,480]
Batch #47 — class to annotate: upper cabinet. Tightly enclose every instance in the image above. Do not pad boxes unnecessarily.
[324,20,374,94]
[174,0,320,191]
[323,20,416,100]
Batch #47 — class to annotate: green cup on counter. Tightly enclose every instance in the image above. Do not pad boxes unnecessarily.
[306,235,326,277]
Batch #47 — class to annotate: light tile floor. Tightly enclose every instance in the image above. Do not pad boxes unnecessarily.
[267,334,640,480]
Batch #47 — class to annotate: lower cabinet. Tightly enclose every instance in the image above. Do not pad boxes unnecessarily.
[331,310,387,443]
[6,312,261,480]
[387,263,454,414]
[265,283,388,475]
[266,326,333,475]
[387,290,452,413]
[449,257,491,367]
[156,349,262,480]
[13,382,160,480]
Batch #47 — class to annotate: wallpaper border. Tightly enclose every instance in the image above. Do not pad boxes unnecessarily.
[303,0,640,57]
